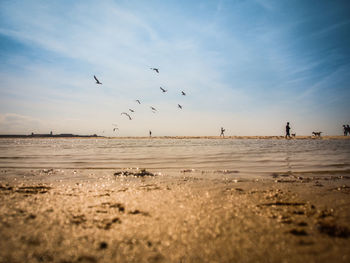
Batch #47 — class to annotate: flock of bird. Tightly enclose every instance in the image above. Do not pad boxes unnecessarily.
[93,68,187,134]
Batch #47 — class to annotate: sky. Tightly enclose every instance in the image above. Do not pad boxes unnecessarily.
[0,0,349,136]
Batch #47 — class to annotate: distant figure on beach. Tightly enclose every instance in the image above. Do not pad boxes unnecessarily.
[346,125,350,136]
[343,125,348,136]
[220,127,225,137]
[312,131,322,137]
[285,122,291,139]
[149,130,152,137]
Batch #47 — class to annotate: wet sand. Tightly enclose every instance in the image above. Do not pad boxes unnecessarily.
[1,169,350,263]
[3,136,350,140]
[105,136,350,140]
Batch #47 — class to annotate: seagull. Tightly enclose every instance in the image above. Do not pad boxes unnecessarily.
[94,75,102,85]
[150,68,159,73]
[129,109,135,113]
[160,87,167,93]
[181,91,186,96]
[178,104,182,109]
[150,106,157,112]
[113,128,119,132]
[135,100,141,104]
[121,112,132,120]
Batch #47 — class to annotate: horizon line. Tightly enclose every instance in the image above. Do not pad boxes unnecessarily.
[0,134,349,140]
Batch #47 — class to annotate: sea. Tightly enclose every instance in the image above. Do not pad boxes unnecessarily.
[1,138,350,178]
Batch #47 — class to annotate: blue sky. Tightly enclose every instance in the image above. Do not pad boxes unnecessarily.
[0,0,349,136]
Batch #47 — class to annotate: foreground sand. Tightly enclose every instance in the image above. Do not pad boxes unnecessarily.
[1,169,350,263]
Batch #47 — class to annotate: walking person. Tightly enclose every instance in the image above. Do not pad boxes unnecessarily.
[285,122,291,139]
[220,127,225,137]
[343,125,348,136]
[149,130,152,138]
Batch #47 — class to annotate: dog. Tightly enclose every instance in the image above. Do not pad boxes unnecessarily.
[312,131,322,137]
[291,133,296,137]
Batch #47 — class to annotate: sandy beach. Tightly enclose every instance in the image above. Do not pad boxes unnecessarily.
[2,0,350,261]
[1,138,350,262]
[1,168,350,263]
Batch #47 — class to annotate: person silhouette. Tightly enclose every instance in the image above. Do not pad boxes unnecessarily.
[347,125,350,136]
[220,127,225,137]
[285,122,291,139]
[343,125,348,136]
[149,130,152,137]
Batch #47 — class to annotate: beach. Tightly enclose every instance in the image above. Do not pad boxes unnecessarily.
[1,138,350,262]
[2,0,350,261]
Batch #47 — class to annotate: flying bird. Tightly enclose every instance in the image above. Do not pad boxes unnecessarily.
[135,100,141,104]
[150,106,157,112]
[129,109,135,113]
[113,128,119,132]
[150,68,159,73]
[181,91,186,96]
[121,112,132,120]
[160,87,167,93]
[178,104,182,109]
[94,75,102,85]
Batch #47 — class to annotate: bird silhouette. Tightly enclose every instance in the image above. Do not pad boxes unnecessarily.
[181,91,186,96]
[121,112,132,120]
[160,87,167,93]
[94,75,102,85]
[135,100,141,104]
[150,106,157,112]
[129,109,135,113]
[113,128,119,132]
[150,68,159,73]
[178,104,182,109]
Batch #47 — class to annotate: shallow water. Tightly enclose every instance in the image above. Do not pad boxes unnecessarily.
[0,138,350,177]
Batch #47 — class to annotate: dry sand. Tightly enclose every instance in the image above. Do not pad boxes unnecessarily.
[1,168,350,263]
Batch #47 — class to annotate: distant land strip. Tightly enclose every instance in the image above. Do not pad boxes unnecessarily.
[0,134,349,139]
[0,133,100,138]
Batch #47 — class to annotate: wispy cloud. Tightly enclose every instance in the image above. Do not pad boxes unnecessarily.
[0,0,349,135]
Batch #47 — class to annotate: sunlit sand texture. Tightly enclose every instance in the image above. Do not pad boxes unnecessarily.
[1,138,350,262]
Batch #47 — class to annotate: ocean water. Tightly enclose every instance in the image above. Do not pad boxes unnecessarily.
[0,138,350,177]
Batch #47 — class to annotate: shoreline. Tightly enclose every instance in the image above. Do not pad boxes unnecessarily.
[1,135,350,140]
